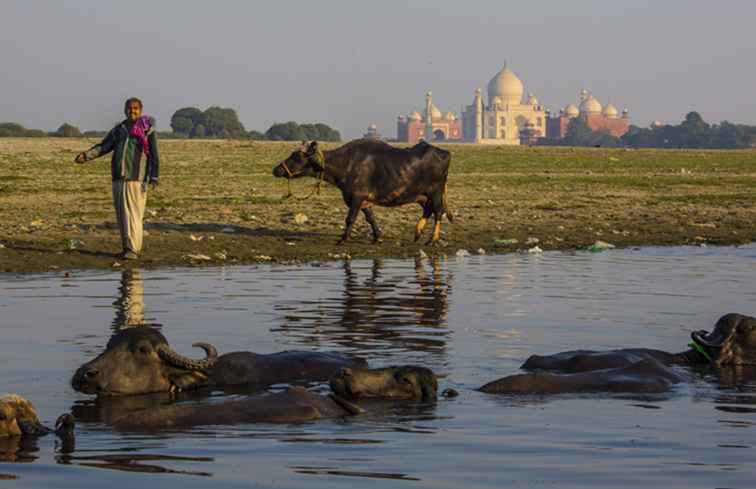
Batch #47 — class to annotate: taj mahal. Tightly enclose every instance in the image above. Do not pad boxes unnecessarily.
[396,64,630,145]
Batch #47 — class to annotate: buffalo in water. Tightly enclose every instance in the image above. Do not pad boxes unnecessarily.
[479,313,756,395]
[273,139,453,245]
[102,366,444,430]
[0,395,73,439]
[72,327,367,397]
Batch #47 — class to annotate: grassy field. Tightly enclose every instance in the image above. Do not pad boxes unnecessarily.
[1,138,755,273]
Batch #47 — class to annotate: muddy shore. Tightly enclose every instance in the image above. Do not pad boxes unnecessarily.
[1,138,754,274]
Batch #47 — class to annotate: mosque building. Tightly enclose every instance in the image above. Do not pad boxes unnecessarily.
[461,65,547,145]
[545,89,630,140]
[396,91,462,144]
[394,64,631,144]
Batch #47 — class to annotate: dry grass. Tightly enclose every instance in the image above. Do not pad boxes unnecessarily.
[1,138,755,273]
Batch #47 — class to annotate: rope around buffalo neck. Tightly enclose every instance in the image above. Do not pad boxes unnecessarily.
[280,155,326,200]
[688,339,712,363]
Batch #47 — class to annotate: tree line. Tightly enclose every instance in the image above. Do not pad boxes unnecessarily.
[543,112,755,149]
[0,105,341,141]
[169,106,340,141]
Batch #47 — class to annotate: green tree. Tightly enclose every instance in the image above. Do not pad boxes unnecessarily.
[562,118,594,146]
[170,107,206,135]
[265,121,303,141]
[191,124,207,138]
[203,106,245,137]
[53,123,83,138]
[247,130,266,140]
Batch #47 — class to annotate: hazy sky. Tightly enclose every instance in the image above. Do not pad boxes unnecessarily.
[2,1,755,138]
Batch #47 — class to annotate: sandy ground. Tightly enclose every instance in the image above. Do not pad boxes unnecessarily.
[0,138,754,273]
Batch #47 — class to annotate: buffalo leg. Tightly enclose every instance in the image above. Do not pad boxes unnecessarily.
[425,194,444,246]
[338,200,363,245]
[414,202,433,242]
[362,208,383,243]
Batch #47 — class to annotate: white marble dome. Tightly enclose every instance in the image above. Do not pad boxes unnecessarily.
[564,104,579,118]
[580,96,602,114]
[487,66,524,105]
[603,103,619,118]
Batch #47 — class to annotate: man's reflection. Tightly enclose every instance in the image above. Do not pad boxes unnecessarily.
[274,257,452,358]
[112,268,145,330]
[112,268,161,332]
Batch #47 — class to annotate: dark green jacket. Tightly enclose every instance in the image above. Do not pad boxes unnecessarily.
[84,117,160,182]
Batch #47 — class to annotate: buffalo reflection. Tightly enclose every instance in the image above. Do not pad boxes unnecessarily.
[0,436,40,464]
[273,257,451,358]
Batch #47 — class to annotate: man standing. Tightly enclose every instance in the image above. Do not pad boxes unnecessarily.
[75,97,159,260]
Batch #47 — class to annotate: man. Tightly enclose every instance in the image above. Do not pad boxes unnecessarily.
[75,97,159,260]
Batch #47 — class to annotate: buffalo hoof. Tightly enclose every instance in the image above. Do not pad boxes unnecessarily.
[336,239,347,246]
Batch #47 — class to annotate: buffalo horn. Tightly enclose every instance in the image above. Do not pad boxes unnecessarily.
[692,330,724,348]
[158,342,218,370]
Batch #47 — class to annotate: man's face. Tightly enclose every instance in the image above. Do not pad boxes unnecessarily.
[126,101,142,122]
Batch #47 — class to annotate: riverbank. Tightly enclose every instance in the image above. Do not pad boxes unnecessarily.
[1,138,755,273]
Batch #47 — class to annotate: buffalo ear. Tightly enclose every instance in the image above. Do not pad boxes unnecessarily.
[169,371,209,391]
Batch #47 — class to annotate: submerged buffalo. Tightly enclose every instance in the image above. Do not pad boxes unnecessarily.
[0,395,73,438]
[479,313,756,395]
[330,365,440,401]
[106,366,440,430]
[272,139,453,245]
[72,327,367,397]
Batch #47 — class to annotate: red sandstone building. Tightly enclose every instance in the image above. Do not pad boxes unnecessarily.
[396,91,462,144]
[545,89,630,139]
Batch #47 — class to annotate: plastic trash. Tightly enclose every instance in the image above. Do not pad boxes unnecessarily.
[588,240,615,252]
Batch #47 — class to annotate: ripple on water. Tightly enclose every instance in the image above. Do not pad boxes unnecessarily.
[0,245,755,488]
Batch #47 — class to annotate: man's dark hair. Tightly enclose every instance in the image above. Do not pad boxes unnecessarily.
[124,97,144,113]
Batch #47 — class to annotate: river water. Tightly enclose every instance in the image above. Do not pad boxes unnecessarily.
[1,245,755,488]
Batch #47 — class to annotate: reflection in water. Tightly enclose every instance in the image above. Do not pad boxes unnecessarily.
[274,258,452,358]
[56,452,213,477]
[112,269,146,331]
[111,268,163,332]
[290,466,420,481]
[0,436,40,463]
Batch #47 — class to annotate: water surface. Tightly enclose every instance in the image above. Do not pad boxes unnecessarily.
[1,245,755,488]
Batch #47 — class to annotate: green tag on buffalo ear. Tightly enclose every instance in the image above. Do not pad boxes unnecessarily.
[311,148,325,170]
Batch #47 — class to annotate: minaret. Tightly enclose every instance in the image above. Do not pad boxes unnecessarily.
[474,88,483,142]
[425,91,434,141]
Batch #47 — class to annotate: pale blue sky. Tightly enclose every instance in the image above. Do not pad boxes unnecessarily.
[2,0,754,138]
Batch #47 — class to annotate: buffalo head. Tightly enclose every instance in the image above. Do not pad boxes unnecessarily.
[330,366,438,401]
[0,395,49,437]
[272,141,324,179]
[692,313,756,366]
[71,328,218,397]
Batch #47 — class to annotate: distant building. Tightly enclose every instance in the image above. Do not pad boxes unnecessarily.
[396,91,462,144]
[545,89,630,139]
[363,123,381,140]
[461,65,547,145]
[393,64,631,144]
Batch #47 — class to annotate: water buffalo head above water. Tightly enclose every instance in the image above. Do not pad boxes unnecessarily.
[0,395,50,437]
[692,313,756,367]
[71,328,218,397]
[330,366,438,401]
[272,141,325,179]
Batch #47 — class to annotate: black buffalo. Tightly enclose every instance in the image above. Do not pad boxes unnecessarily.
[72,327,367,397]
[479,313,756,395]
[273,139,453,245]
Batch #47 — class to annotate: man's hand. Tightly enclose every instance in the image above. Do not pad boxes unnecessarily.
[74,152,87,164]
[149,179,159,191]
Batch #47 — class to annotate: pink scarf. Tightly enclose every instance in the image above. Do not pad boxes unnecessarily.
[129,116,152,157]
